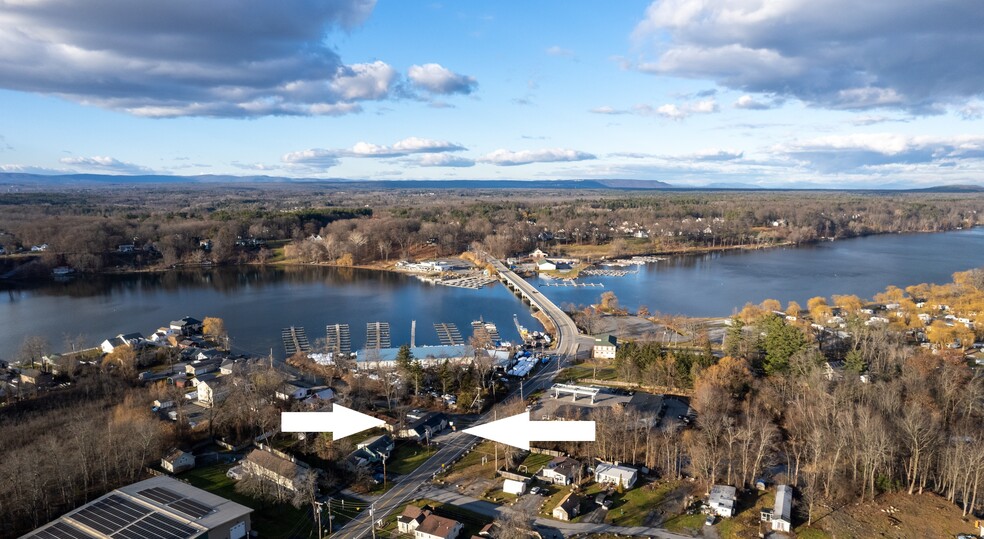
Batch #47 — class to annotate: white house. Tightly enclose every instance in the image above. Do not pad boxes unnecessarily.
[592,334,618,360]
[414,514,462,539]
[595,462,637,489]
[397,506,430,534]
[100,332,144,354]
[541,456,580,485]
[552,492,580,521]
[771,485,793,532]
[708,484,737,517]
[161,449,196,474]
[537,260,557,272]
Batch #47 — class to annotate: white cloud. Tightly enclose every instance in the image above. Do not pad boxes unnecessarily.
[283,137,467,168]
[633,0,984,113]
[779,133,984,173]
[329,61,398,101]
[546,46,575,58]
[734,95,774,110]
[418,153,475,167]
[407,63,477,95]
[59,155,154,174]
[480,148,596,166]
[590,105,627,115]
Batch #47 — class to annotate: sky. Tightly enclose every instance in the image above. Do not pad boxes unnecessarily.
[0,0,983,188]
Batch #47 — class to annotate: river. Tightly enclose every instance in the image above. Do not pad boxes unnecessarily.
[0,228,981,357]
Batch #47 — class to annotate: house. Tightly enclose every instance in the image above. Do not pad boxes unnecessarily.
[277,380,315,401]
[186,360,221,377]
[708,484,737,517]
[241,448,311,493]
[592,334,618,360]
[347,434,395,469]
[197,377,231,407]
[398,505,431,534]
[161,448,196,474]
[23,475,252,539]
[595,462,637,489]
[541,456,581,485]
[503,478,527,495]
[19,368,53,387]
[537,260,557,272]
[170,316,204,335]
[530,248,550,259]
[100,332,144,354]
[415,513,463,539]
[552,492,581,521]
[771,484,793,532]
[302,386,336,403]
[399,411,449,441]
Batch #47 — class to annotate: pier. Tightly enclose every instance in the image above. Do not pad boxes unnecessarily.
[434,273,498,289]
[471,320,501,343]
[365,321,391,349]
[433,322,465,346]
[541,281,605,287]
[580,269,637,277]
[325,323,351,355]
[281,326,311,356]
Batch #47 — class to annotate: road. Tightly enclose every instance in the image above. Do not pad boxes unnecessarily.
[329,254,581,539]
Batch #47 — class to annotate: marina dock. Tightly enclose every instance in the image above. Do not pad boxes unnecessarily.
[365,321,391,349]
[433,322,465,346]
[282,326,311,356]
[541,281,605,287]
[471,320,501,343]
[326,323,352,355]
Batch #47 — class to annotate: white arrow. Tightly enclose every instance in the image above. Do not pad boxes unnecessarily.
[463,412,595,450]
[281,404,385,441]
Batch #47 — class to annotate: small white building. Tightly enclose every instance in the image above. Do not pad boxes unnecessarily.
[537,260,557,272]
[771,484,793,532]
[708,484,737,517]
[595,462,637,489]
[503,479,527,495]
[161,448,196,474]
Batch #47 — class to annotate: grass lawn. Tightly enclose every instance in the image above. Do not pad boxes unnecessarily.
[443,441,498,480]
[556,364,618,383]
[180,464,314,538]
[516,452,554,475]
[663,512,707,534]
[387,442,439,475]
[605,480,680,527]
[539,486,574,518]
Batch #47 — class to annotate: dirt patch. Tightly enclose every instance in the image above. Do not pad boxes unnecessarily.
[814,492,978,539]
[593,315,691,344]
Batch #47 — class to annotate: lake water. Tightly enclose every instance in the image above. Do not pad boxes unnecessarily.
[1,228,981,357]
[0,267,542,359]
[539,228,984,316]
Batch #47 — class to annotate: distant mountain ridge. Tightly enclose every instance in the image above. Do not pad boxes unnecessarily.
[0,172,981,192]
[0,173,673,190]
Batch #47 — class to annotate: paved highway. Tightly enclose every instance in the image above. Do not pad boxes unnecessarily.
[330,253,581,539]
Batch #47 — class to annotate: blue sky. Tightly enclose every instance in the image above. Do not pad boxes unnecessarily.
[0,0,982,188]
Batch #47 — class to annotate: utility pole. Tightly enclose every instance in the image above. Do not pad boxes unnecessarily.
[327,497,333,536]
[314,501,323,539]
[369,502,376,539]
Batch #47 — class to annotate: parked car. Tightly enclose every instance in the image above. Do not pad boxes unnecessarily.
[704,515,715,526]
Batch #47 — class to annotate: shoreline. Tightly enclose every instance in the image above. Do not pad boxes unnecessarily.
[0,225,976,285]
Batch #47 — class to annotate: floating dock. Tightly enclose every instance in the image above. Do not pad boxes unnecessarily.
[471,320,501,343]
[365,322,391,349]
[282,326,311,356]
[434,274,498,289]
[326,323,352,355]
[434,323,465,346]
[541,281,605,287]
[580,268,637,277]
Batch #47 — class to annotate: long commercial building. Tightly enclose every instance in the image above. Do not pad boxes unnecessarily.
[21,475,252,539]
